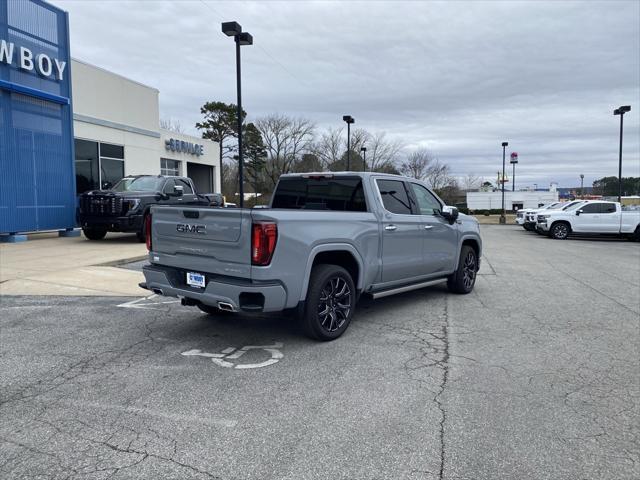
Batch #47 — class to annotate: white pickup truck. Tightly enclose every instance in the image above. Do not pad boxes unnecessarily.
[536,200,640,240]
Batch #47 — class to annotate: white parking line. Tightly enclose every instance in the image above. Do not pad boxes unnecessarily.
[117,294,180,310]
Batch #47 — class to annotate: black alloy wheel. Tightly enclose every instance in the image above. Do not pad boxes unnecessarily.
[461,250,477,291]
[447,245,477,294]
[302,264,355,341]
[317,276,352,333]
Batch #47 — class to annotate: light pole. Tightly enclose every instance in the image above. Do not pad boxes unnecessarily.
[342,115,355,170]
[500,141,508,224]
[360,147,367,171]
[580,174,584,198]
[613,105,631,202]
[510,152,518,192]
[222,21,253,208]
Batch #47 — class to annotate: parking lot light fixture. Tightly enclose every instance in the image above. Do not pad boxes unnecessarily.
[580,174,584,198]
[500,141,508,224]
[343,115,355,170]
[361,147,367,171]
[613,105,631,203]
[222,21,253,208]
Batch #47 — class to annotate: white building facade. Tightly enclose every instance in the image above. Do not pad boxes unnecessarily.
[466,190,559,211]
[72,59,220,195]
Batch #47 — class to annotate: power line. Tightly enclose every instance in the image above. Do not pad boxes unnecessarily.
[198,0,307,87]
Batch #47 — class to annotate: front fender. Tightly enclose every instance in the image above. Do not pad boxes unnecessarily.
[455,232,483,271]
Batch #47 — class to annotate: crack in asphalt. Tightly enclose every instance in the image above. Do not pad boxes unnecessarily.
[545,259,639,315]
[435,303,450,480]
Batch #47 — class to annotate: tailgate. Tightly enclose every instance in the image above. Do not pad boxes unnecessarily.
[149,206,252,278]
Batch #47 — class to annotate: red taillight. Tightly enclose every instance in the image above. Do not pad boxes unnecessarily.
[145,214,152,251]
[252,222,277,266]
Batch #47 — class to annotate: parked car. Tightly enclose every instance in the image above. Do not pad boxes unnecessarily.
[78,175,223,241]
[520,202,561,230]
[537,200,640,240]
[522,201,584,231]
[533,200,587,234]
[141,172,483,340]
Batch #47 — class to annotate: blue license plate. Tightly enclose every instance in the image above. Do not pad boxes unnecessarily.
[186,272,205,288]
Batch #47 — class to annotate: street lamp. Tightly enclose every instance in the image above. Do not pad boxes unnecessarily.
[613,105,631,202]
[360,147,367,171]
[342,115,355,170]
[500,141,508,224]
[222,21,253,208]
[580,174,584,198]
[510,152,518,192]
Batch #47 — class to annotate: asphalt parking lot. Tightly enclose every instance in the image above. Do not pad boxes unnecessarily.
[1,225,638,480]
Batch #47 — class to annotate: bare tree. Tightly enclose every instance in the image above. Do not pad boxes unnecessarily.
[462,173,482,191]
[365,132,404,171]
[311,127,343,169]
[160,118,184,133]
[424,160,455,191]
[400,148,435,180]
[255,114,316,188]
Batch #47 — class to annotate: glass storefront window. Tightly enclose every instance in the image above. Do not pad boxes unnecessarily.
[74,139,125,193]
[100,158,125,190]
[100,143,124,159]
[75,139,99,194]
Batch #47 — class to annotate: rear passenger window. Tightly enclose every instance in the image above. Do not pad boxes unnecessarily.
[271,177,367,211]
[376,179,412,215]
[602,203,616,213]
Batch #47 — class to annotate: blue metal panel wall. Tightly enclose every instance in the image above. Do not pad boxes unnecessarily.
[0,0,75,234]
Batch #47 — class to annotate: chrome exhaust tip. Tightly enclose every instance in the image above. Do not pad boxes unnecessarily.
[218,302,235,312]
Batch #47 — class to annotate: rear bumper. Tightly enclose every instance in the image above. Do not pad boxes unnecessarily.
[142,264,287,313]
[79,214,143,232]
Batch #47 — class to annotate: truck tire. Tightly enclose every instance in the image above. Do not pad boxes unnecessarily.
[447,245,477,294]
[550,222,570,240]
[302,264,355,341]
[633,226,640,242]
[82,227,107,240]
[136,214,149,243]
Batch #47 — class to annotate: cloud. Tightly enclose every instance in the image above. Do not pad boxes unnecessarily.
[55,0,639,187]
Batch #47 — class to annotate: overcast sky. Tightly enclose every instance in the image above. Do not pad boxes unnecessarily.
[55,0,639,188]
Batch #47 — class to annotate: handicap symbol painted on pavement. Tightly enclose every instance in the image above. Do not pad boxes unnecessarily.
[181,342,284,369]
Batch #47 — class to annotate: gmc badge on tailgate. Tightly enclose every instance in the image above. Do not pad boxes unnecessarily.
[176,224,206,234]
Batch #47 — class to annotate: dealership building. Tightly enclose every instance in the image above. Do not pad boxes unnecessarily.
[1,0,221,240]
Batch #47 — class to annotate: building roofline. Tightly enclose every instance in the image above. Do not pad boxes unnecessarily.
[71,58,159,92]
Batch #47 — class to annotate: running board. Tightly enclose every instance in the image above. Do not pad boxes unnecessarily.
[370,278,447,299]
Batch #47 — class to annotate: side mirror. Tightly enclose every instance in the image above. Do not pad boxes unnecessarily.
[173,185,184,197]
[209,193,224,207]
[441,205,459,224]
[576,210,582,216]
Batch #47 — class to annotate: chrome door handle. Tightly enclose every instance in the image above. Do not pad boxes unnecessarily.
[423,225,433,230]
[385,224,397,231]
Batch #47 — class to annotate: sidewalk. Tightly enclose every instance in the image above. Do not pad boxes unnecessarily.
[473,214,517,225]
[0,232,148,297]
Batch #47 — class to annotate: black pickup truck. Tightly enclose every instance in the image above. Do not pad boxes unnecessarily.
[78,175,223,241]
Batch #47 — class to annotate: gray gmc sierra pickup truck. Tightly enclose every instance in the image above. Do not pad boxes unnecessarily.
[141,172,482,340]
